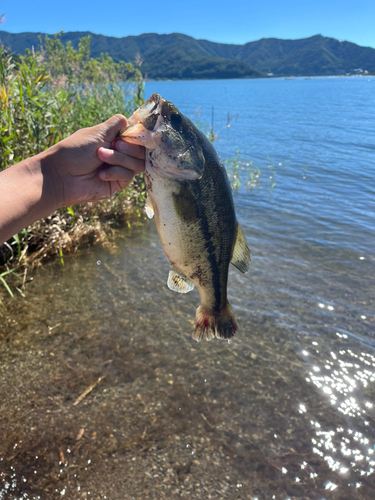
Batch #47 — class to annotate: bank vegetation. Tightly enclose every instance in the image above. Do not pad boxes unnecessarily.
[0,34,147,300]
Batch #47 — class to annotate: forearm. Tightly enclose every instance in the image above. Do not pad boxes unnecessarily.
[0,147,61,245]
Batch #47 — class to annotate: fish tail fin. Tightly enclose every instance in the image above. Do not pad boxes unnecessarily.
[193,303,238,342]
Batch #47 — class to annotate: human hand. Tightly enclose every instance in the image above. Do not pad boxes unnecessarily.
[0,114,145,244]
[46,114,145,208]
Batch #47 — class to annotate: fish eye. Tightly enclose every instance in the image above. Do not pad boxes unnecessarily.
[170,113,182,131]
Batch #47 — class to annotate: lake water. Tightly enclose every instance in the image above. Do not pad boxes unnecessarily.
[1,77,374,499]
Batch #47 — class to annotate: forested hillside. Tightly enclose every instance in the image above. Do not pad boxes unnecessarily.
[1,31,375,78]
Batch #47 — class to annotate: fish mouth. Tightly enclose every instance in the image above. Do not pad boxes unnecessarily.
[118,93,163,149]
[127,93,160,126]
[119,122,158,149]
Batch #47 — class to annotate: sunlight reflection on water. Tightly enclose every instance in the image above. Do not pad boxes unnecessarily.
[293,331,375,496]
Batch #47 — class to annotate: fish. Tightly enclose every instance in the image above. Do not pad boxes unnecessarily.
[118,93,250,341]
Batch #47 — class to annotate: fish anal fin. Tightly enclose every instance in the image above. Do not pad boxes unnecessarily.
[167,269,195,294]
[231,222,251,274]
[145,196,154,219]
[193,302,238,341]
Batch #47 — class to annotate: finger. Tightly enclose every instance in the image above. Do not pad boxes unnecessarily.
[99,166,134,183]
[97,147,145,175]
[101,114,128,142]
[115,139,146,160]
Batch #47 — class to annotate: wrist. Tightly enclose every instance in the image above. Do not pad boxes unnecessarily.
[37,143,66,211]
[0,148,63,244]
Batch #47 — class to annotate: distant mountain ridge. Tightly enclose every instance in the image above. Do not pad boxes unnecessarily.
[1,31,375,79]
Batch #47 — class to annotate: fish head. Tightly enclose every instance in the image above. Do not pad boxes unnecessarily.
[119,93,205,180]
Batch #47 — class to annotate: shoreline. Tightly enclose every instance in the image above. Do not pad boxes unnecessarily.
[144,74,375,82]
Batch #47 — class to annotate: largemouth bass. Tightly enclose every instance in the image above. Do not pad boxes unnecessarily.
[119,93,250,341]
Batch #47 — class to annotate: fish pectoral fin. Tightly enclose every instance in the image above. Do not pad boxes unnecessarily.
[145,196,154,219]
[167,269,195,294]
[230,222,251,274]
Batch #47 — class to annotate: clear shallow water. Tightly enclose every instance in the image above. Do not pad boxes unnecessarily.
[1,77,375,499]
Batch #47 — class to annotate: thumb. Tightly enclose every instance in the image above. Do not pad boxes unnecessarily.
[101,114,129,142]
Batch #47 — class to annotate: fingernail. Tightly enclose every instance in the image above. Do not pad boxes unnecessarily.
[100,169,107,180]
[116,140,130,152]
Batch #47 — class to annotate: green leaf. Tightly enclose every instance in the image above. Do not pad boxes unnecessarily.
[0,267,19,278]
[0,276,14,297]
[58,247,65,267]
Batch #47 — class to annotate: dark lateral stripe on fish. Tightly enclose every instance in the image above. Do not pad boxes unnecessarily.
[193,179,225,313]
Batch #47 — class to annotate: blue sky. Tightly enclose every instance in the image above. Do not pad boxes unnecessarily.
[1,0,375,49]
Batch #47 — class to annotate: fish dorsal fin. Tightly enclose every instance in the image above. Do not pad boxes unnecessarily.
[145,196,154,219]
[231,223,251,274]
[167,269,195,294]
